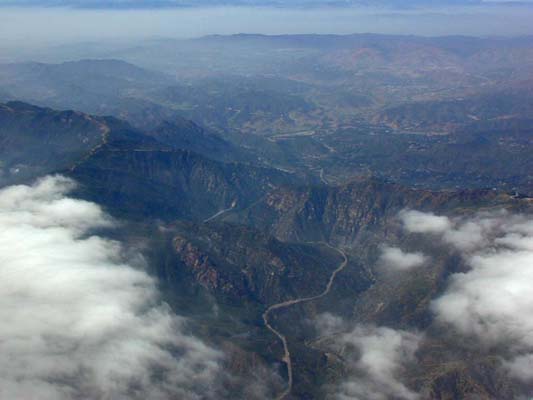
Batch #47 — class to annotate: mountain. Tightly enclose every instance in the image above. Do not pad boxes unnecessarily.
[69,146,296,221]
[2,34,533,400]
[152,78,315,135]
[3,39,533,195]
[171,221,346,304]
[147,118,246,162]
[0,59,177,130]
[0,59,169,92]
[0,101,110,185]
[375,86,533,134]
[226,177,516,244]
[311,123,533,195]
[0,101,298,221]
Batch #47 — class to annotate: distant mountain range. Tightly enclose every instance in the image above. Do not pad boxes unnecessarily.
[2,36,532,194]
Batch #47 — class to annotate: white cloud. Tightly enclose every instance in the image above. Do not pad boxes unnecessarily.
[336,325,422,400]
[399,210,452,234]
[433,217,533,348]
[504,354,533,382]
[400,209,506,250]
[401,209,533,381]
[0,175,222,400]
[316,312,345,336]
[315,314,421,400]
[378,246,428,271]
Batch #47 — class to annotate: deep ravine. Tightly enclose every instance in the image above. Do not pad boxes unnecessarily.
[262,243,348,400]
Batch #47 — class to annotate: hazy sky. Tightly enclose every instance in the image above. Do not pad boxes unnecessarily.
[2,0,533,7]
[0,2,532,51]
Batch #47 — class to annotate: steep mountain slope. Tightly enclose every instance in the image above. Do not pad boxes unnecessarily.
[227,177,515,244]
[147,118,247,162]
[170,221,345,305]
[0,101,297,222]
[0,101,108,185]
[210,176,529,399]
[69,146,296,221]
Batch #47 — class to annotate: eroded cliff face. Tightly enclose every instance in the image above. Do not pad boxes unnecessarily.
[174,236,245,298]
[171,222,344,305]
[231,177,512,245]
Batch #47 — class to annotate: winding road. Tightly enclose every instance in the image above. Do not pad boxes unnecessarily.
[262,243,348,400]
[203,202,237,223]
[319,168,328,185]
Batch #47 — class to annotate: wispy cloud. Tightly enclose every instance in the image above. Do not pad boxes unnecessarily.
[316,314,422,400]
[399,210,452,234]
[0,175,222,400]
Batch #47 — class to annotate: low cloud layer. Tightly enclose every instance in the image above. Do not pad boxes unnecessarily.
[400,209,533,381]
[378,246,428,271]
[316,314,421,400]
[0,176,222,400]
